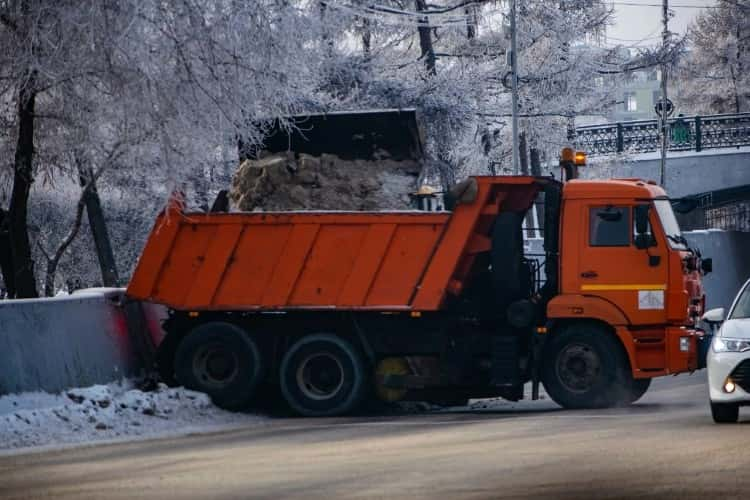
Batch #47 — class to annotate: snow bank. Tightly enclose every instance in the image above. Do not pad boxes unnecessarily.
[0,381,265,453]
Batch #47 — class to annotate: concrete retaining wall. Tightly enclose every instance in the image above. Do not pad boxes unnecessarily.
[684,230,750,310]
[0,289,154,396]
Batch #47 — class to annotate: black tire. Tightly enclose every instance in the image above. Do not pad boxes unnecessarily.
[711,402,739,423]
[280,334,367,417]
[174,322,263,411]
[541,323,632,409]
[630,378,651,404]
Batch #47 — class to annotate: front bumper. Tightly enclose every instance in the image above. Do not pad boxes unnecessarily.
[666,326,701,374]
[707,350,750,404]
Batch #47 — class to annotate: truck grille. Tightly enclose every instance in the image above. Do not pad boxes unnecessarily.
[730,360,750,393]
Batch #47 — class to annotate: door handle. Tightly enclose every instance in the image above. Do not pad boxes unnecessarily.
[581,271,598,278]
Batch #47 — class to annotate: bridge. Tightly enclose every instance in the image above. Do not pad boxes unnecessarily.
[575,112,750,156]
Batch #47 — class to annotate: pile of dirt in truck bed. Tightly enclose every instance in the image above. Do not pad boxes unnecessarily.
[229,152,421,211]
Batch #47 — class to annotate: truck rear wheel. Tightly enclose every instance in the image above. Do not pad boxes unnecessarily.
[280,334,367,417]
[542,324,631,409]
[174,322,263,411]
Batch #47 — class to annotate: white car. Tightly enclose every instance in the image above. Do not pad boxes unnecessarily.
[705,278,750,423]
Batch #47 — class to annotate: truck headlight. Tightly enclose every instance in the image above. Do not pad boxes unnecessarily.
[713,337,750,353]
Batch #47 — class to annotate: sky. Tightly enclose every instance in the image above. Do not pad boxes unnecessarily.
[607,0,718,48]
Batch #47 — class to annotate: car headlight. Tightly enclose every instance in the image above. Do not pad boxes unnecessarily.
[713,337,750,353]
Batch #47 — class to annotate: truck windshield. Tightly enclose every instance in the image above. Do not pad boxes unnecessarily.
[653,199,687,250]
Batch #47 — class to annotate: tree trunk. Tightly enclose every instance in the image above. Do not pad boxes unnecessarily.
[41,193,87,297]
[0,209,14,297]
[415,0,436,76]
[78,165,120,287]
[465,5,477,41]
[362,18,371,59]
[519,132,529,175]
[530,147,542,177]
[8,74,39,298]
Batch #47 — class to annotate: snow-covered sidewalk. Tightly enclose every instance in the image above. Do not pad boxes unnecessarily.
[0,381,266,454]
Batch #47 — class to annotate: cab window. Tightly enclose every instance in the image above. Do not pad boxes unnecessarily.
[589,206,630,246]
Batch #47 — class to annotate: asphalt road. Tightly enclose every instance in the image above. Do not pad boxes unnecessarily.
[1,373,748,500]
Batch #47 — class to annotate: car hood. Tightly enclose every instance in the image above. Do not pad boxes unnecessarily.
[720,318,750,339]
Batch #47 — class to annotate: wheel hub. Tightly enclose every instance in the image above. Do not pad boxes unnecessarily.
[556,343,601,393]
[194,345,239,388]
[296,353,344,401]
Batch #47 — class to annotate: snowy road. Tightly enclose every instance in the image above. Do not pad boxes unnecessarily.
[1,373,748,499]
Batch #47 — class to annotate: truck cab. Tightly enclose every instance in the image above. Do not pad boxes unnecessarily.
[540,178,708,408]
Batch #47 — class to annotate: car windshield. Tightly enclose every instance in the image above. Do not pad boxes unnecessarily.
[653,199,687,250]
[729,283,750,320]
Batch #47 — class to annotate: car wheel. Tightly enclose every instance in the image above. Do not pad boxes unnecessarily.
[711,402,739,423]
[174,322,263,411]
[542,323,631,409]
[280,334,367,417]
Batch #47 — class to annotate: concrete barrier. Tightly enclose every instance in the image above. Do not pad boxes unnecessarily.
[0,289,159,396]
[684,230,750,310]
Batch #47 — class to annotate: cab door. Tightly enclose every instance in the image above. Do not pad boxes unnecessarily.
[576,203,668,325]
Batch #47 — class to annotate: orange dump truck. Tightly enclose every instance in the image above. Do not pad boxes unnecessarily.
[127,172,711,416]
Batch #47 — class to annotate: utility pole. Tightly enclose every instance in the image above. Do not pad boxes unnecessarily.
[659,0,669,187]
[510,0,520,175]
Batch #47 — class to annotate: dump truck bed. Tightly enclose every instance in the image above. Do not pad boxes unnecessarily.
[126,177,546,311]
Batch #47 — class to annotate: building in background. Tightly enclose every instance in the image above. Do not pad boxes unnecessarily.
[610,68,662,122]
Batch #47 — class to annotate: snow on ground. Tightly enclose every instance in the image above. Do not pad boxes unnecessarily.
[0,381,265,454]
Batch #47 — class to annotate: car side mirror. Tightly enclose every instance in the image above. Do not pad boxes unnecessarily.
[702,307,725,324]
[701,257,713,275]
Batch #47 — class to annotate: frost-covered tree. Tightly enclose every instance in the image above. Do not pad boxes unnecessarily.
[0,0,323,296]
[0,0,625,296]
[676,0,749,114]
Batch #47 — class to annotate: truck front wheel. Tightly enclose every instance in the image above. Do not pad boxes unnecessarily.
[630,378,651,403]
[280,334,367,417]
[174,322,264,411]
[542,324,631,409]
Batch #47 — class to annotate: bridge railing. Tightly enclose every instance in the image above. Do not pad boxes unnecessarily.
[574,112,750,156]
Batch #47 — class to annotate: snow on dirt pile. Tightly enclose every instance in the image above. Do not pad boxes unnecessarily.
[0,381,264,451]
[230,152,420,211]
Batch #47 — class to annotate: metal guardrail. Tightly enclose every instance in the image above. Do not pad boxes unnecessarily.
[574,112,750,156]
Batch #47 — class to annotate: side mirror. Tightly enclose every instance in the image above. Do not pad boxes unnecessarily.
[701,257,713,275]
[702,307,725,324]
[634,204,649,235]
[634,234,651,250]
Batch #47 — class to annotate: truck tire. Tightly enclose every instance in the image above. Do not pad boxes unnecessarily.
[541,323,631,409]
[280,334,367,417]
[629,378,651,404]
[711,402,739,423]
[174,322,263,411]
